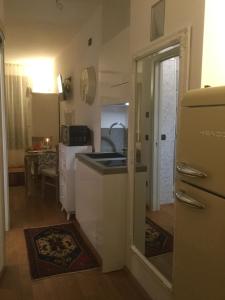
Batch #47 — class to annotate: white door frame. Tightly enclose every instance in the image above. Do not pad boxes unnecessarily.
[129,27,190,288]
[0,30,9,231]
[0,29,8,275]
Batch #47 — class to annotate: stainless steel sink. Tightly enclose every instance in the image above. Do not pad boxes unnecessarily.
[98,159,127,167]
[86,152,126,160]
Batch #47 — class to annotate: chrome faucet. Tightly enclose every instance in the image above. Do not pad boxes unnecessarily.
[108,122,128,155]
[109,122,126,135]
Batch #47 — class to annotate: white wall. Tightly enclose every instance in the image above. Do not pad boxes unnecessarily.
[201,0,225,87]
[130,0,205,89]
[99,27,130,105]
[31,93,59,146]
[101,105,128,128]
[55,1,131,152]
[128,1,206,299]
[102,0,130,44]
[55,6,102,151]
[0,0,4,28]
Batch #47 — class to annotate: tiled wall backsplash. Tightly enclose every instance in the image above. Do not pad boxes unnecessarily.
[101,128,128,154]
[101,104,128,154]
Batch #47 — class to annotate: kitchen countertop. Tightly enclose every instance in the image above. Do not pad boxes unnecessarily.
[76,153,147,175]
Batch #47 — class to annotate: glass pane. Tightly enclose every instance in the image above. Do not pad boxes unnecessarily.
[158,57,179,208]
[150,0,165,41]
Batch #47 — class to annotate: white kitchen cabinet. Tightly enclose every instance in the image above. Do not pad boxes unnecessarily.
[75,159,127,272]
[59,143,92,220]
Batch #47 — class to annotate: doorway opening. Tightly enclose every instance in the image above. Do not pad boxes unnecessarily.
[134,44,180,282]
[148,51,179,225]
[4,60,62,235]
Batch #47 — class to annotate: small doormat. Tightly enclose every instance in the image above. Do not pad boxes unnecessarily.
[145,218,173,257]
[24,223,99,279]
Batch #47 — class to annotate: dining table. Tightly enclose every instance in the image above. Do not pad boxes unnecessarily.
[24,149,56,196]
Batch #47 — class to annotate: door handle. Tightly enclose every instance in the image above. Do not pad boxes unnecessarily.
[176,191,206,209]
[176,162,207,178]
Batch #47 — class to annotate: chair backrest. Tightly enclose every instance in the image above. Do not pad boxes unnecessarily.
[55,144,59,175]
[38,151,57,173]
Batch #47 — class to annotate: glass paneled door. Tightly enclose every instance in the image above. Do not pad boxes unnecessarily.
[133,45,180,282]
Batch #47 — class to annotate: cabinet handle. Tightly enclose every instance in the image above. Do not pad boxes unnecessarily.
[176,162,207,178]
[176,191,206,209]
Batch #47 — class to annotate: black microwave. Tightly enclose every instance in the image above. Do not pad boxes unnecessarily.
[61,125,91,146]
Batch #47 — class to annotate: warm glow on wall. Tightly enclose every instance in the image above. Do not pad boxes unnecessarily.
[24,58,55,93]
[201,0,225,87]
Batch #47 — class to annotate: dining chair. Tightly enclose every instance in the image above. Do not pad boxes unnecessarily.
[40,148,59,201]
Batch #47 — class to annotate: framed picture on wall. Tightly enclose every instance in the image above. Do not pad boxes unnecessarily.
[150,0,165,41]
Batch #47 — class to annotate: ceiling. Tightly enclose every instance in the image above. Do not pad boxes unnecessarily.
[4,0,102,62]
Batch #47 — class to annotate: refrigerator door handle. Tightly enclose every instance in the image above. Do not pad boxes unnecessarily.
[176,191,206,209]
[176,162,207,178]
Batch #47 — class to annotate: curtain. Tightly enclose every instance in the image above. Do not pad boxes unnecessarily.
[5,64,31,150]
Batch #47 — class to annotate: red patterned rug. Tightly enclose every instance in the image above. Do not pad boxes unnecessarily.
[24,223,99,279]
[145,218,173,257]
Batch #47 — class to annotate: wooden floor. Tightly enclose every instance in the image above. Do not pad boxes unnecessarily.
[0,186,151,300]
[146,203,175,235]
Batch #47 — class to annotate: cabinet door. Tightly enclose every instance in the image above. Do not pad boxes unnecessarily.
[59,172,66,206]
[174,181,225,300]
[75,160,103,255]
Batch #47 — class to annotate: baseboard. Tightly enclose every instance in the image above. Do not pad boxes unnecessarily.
[73,219,102,267]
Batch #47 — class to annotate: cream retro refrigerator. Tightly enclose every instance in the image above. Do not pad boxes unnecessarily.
[174,86,225,300]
